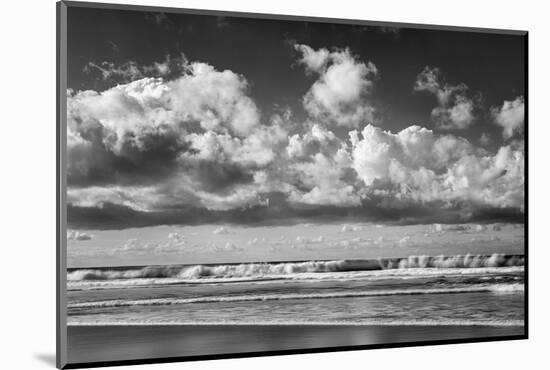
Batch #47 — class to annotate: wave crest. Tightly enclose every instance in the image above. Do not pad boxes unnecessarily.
[68,253,524,282]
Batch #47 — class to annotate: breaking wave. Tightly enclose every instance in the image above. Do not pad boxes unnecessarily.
[68,254,524,283]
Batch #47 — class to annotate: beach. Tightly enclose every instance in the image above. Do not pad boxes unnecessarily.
[67,324,525,364]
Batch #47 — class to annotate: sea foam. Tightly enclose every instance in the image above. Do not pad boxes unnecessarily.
[68,253,524,282]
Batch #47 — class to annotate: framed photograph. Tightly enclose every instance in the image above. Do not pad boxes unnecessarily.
[57,1,527,368]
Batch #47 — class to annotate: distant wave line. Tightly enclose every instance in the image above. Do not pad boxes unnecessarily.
[67,319,525,327]
[68,283,524,309]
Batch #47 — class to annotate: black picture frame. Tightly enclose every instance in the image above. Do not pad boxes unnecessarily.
[56,1,528,368]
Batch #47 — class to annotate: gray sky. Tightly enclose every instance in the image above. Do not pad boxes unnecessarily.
[67,222,524,267]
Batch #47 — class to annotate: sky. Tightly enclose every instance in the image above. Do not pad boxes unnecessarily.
[66,5,526,242]
[67,222,524,267]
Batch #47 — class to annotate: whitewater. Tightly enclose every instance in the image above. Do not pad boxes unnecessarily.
[67,253,525,327]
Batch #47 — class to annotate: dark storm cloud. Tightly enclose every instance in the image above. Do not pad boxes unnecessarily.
[67,193,524,230]
[67,119,194,187]
[187,161,255,193]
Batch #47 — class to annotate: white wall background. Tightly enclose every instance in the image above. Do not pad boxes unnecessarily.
[0,0,547,368]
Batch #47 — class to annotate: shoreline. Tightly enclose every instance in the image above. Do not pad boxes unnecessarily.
[67,321,524,327]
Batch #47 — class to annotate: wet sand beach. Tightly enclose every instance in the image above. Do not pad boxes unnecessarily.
[67,324,525,364]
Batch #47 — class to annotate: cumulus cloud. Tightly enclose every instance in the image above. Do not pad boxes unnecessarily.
[491,96,525,139]
[431,224,470,233]
[295,44,378,128]
[340,224,361,233]
[68,121,524,228]
[113,233,192,255]
[350,124,473,187]
[114,238,150,254]
[213,242,244,252]
[67,230,93,241]
[68,120,524,227]
[167,63,260,136]
[68,56,288,212]
[474,224,487,232]
[333,237,367,250]
[398,236,411,245]
[286,125,361,206]
[294,44,331,73]
[213,226,230,235]
[295,235,325,245]
[72,60,260,149]
[349,124,524,209]
[414,66,476,130]
[167,232,186,244]
[247,237,265,246]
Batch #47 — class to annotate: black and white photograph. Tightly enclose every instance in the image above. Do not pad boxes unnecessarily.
[59,1,526,367]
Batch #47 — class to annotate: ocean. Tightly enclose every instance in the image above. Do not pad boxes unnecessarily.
[67,253,524,326]
[66,253,524,363]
